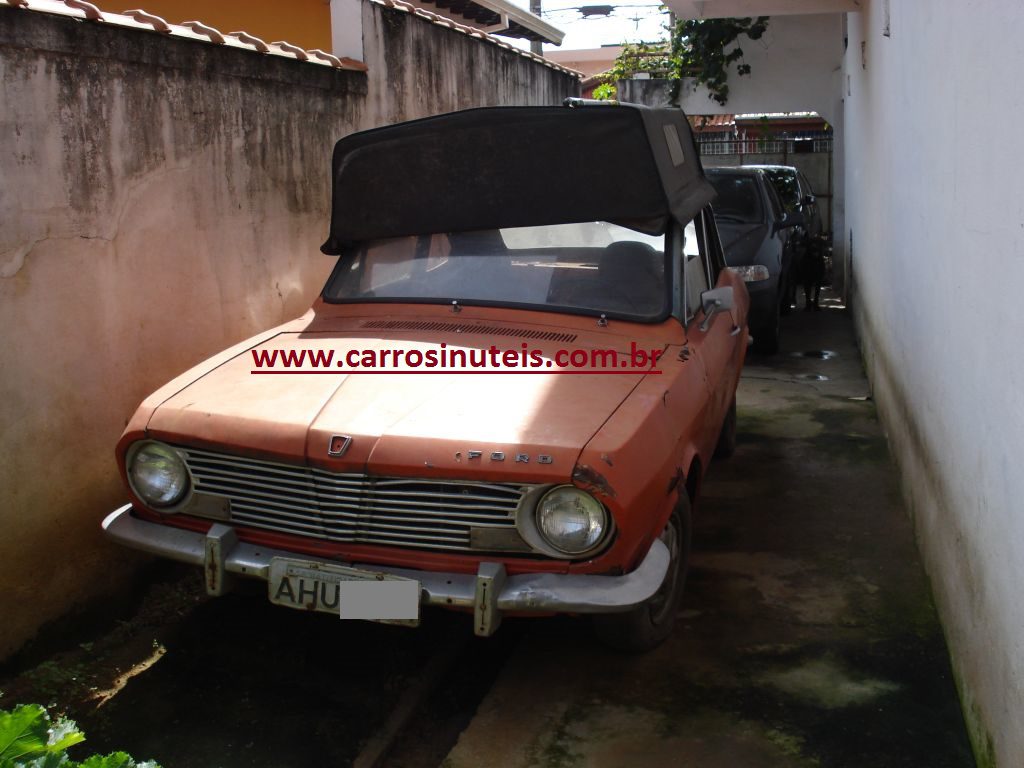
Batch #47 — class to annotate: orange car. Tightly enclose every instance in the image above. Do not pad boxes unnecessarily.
[103,101,756,651]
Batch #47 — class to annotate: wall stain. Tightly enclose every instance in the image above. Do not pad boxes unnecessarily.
[0,4,577,661]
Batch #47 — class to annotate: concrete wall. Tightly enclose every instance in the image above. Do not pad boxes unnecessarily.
[0,4,577,660]
[616,76,674,108]
[843,2,1024,765]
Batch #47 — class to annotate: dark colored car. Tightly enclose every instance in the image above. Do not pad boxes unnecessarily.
[705,166,800,353]
[745,165,826,309]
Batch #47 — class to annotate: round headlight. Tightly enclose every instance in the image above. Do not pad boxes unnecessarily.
[536,486,608,555]
[128,441,190,509]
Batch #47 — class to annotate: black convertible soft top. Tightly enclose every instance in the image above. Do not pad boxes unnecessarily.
[321,102,715,254]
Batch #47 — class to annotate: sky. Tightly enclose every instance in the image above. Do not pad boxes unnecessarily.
[505,0,672,51]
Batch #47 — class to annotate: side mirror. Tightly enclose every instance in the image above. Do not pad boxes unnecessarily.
[729,265,770,283]
[774,211,804,233]
[699,286,734,331]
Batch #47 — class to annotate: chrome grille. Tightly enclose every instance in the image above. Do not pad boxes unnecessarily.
[181,447,527,552]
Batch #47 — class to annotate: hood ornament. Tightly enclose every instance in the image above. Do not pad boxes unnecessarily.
[328,435,352,458]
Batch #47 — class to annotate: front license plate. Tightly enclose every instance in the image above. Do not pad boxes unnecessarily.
[268,558,421,625]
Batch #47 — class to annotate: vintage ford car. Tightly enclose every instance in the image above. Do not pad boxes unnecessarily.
[103,101,754,651]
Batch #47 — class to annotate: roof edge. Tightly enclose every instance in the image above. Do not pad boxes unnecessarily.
[372,0,579,76]
[472,0,564,45]
[2,0,368,70]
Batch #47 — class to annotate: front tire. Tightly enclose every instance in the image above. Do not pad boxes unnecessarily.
[593,497,691,653]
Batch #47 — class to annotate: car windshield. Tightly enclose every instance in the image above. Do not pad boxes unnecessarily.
[707,175,763,223]
[323,222,670,320]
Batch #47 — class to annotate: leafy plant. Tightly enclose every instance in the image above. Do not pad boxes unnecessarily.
[595,17,769,106]
[591,82,616,101]
[594,41,678,100]
[0,705,159,768]
[671,16,770,105]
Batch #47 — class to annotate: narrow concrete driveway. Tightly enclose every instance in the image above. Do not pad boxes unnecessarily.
[0,301,976,768]
[444,301,975,768]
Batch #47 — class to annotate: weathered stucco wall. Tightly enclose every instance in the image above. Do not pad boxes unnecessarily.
[843,2,1024,765]
[0,4,576,659]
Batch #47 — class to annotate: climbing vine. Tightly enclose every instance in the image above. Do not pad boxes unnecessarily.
[595,17,770,106]
[671,16,770,105]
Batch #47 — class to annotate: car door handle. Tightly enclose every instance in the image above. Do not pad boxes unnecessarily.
[729,325,742,337]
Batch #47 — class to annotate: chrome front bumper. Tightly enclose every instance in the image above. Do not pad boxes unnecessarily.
[102,505,670,637]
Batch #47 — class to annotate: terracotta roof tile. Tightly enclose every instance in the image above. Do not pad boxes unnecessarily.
[688,114,736,132]
[2,0,368,71]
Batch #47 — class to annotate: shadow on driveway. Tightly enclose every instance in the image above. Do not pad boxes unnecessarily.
[444,301,976,768]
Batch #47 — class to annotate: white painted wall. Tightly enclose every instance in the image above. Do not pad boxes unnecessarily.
[331,0,364,60]
[843,2,1024,765]
[668,0,856,16]
[675,13,843,122]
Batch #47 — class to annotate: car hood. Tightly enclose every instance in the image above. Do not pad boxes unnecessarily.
[716,220,769,267]
[145,332,653,481]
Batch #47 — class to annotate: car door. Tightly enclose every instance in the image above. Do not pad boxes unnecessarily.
[798,171,822,238]
[764,175,799,294]
[682,208,742,454]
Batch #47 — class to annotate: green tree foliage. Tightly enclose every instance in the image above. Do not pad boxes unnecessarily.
[595,17,770,106]
[671,16,770,105]
[0,705,160,768]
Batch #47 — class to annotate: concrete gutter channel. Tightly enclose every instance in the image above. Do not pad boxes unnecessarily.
[443,298,976,768]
